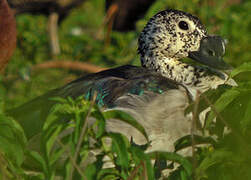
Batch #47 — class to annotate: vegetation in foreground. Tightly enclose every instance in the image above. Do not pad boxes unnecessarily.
[0,0,251,179]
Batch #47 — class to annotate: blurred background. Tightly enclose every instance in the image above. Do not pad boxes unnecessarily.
[1,0,250,109]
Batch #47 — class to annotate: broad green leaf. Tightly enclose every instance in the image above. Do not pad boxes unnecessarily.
[130,146,154,179]
[109,133,130,172]
[236,81,251,92]
[43,103,65,130]
[49,97,69,104]
[174,135,216,152]
[43,124,63,158]
[180,169,189,180]
[73,111,81,144]
[230,62,251,78]
[97,168,120,180]
[64,159,72,180]
[49,147,66,167]
[84,155,104,180]
[205,89,240,128]
[0,115,27,167]
[144,155,155,180]
[104,110,149,142]
[240,100,251,133]
[84,163,98,180]
[148,151,193,176]
[195,149,233,179]
[26,151,48,176]
[91,107,106,138]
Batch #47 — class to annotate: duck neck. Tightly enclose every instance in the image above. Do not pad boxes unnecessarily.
[0,0,16,72]
[144,56,230,93]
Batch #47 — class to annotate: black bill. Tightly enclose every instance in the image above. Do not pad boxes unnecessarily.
[188,36,232,70]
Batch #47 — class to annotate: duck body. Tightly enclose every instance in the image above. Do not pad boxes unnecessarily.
[58,65,191,153]
[9,9,236,152]
[10,65,184,138]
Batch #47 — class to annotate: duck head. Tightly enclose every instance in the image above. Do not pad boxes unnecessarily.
[138,9,236,92]
[0,0,16,72]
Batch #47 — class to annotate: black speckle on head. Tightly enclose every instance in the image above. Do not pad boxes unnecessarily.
[194,79,201,86]
[184,64,189,69]
[154,9,205,28]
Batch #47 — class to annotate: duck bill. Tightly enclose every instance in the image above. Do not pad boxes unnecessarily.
[188,36,232,70]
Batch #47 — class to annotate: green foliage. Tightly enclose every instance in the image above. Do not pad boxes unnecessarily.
[0,0,251,179]
[191,62,251,180]
[0,114,26,179]
[0,96,196,179]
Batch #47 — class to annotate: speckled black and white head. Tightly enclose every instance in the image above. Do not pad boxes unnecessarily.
[138,9,206,64]
[138,9,236,93]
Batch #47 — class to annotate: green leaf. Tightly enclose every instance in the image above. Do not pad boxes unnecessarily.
[130,146,154,179]
[148,151,193,176]
[230,62,251,78]
[181,168,189,180]
[91,107,106,138]
[43,103,65,130]
[144,156,155,180]
[97,168,120,180]
[42,124,63,158]
[195,149,233,179]
[49,97,69,104]
[84,155,104,180]
[205,89,240,128]
[104,110,149,142]
[240,100,251,133]
[49,147,66,167]
[174,135,216,152]
[0,115,27,167]
[109,133,130,172]
[26,151,48,176]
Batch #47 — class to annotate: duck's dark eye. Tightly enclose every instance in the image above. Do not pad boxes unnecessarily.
[178,21,189,30]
